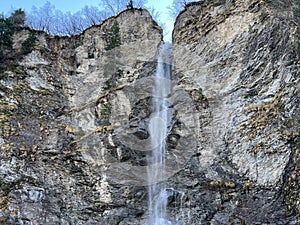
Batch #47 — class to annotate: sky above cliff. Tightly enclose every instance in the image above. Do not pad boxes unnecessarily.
[1,0,174,41]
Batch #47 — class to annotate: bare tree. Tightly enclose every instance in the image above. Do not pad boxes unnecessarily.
[101,0,128,15]
[26,2,55,33]
[147,6,160,22]
[25,2,109,36]
[101,0,148,15]
[133,0,148,8]
[168,0,195,19]
[82,5,108,26]
[70,12,88,34]
[146,6,166,30]
[25,0,148,36]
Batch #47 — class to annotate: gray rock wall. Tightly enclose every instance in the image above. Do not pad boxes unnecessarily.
[172,0,300,224]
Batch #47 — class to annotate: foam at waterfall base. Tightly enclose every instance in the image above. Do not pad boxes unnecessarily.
[150,218,172,225]
[145,218,184,225]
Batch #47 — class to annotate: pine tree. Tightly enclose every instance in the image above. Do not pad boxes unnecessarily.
[22,31,37,54]
[0,15,15,52]
[8,9,26,27]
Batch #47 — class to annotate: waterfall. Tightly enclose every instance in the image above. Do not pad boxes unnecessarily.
[147,42,173,225]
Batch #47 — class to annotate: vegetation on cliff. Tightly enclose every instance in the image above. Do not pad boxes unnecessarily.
[0,16,15,61]
[0,9,38,74]
[22,0,148,36]
[105,21,121,51]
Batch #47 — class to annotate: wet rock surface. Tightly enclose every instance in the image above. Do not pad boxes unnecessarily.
[0,1,299,224]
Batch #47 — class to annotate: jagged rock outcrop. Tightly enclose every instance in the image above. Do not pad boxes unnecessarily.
[172,0,300,224]
[0,1,299,225]
[0,9,163,225]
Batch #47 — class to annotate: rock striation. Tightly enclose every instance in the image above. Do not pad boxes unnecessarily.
[172,0,299,224]
[0,1,299,224]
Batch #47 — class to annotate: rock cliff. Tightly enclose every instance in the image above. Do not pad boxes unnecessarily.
[172,0,299,224]
[0,9,163,225]
[0,1,299,224]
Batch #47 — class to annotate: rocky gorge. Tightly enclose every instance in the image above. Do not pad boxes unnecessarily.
[0,0,299,224]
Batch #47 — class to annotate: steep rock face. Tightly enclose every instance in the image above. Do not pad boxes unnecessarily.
[172,0,299,224]
[0,1,299,225]
[0,9,162,225]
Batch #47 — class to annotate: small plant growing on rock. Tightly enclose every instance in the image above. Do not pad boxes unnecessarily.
[0,181,10,194]
[127,0,134,9]
[105,21,121,51]
[96,101,112,126]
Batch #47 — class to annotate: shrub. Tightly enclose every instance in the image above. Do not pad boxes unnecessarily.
[105,21,121,51]
[127,0,134,9]
[21,31,37,54]
[8,9,26,27]
[0,15,15,52]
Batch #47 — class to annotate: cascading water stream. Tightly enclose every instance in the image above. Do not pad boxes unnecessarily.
[147,42,173,225]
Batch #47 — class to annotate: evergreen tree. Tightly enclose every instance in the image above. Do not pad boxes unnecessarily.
[21,31,37,54]
[105,21,121,51]
[8,9,26,27]
[0,15,15,52]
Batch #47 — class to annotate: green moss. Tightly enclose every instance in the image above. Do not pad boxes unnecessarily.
[14,81,30,92]
[95,202,102,207]
[0,180,11,216]
[12,66,28,79]
[196,88,207,102]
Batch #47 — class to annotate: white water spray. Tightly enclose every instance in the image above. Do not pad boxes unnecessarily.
[147,42,173,225]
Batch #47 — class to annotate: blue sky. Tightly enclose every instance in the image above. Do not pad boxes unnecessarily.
[1,0,174,41]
